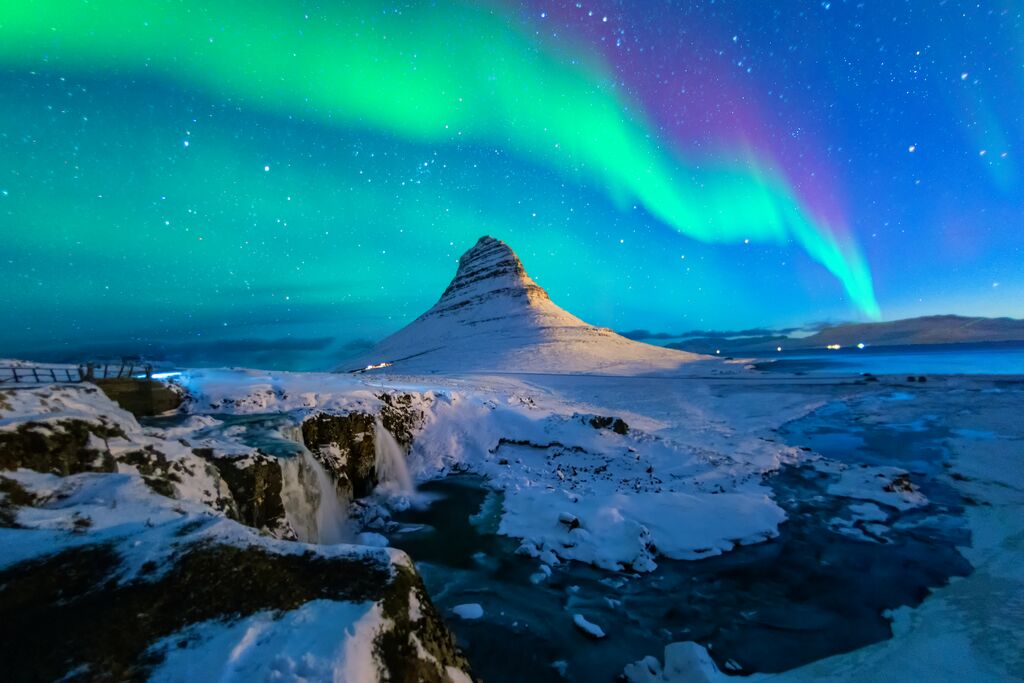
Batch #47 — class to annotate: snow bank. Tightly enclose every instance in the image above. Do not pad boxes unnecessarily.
[624,642,724,682]
[149,601,384,683]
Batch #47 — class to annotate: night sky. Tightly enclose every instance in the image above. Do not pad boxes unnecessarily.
[2,1,1021,369]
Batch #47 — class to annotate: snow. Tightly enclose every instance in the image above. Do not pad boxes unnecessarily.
[337,236,713,375]
[572,613,606,639]
[624,642,724,682]
[0,382,138,432]
[452,603,484,620]
[825,464,928,511]
[149,600,384,683]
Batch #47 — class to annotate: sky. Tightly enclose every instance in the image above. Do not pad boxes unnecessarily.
[1,1,1021,369]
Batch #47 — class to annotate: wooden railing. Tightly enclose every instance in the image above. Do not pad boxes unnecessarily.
[0,362,153,385]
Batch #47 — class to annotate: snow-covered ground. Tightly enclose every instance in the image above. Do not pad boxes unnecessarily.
[3,363,1022,680]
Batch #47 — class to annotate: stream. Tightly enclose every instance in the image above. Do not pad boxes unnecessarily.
[143,398,974,680]
[385,395,972,681]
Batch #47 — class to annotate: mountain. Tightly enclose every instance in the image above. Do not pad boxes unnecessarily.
[666,315,1024,354]
[338,236,706,374]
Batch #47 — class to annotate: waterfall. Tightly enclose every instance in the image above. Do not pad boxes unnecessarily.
[278,425,350,544]
[374,415,414,494]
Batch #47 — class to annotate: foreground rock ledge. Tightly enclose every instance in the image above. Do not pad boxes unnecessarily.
[0,385,472,682]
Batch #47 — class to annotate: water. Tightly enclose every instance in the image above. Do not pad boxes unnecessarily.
[279,425,350,544]
[150,412,353,544]
[374,415,415,494]
[752,340,1024,376]
[386,408,973,681]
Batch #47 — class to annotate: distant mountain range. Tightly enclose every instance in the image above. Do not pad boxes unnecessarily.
[659,315,1024,355]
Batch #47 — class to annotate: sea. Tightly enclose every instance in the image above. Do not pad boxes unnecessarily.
[751,340,1024,376]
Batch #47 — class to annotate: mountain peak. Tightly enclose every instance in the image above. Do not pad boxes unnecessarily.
[432,236,549,319]
[338,237,705,374]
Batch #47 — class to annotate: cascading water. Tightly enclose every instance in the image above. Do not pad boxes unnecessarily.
[374,415,415,494]
[278,424,350,544]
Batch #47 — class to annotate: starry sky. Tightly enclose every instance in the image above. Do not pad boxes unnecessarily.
[1,1,1021,369]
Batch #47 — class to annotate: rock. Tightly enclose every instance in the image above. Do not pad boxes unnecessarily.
[300,400,423,500]
[94,378,183,417]
[558,512,581,530]
[201,450,288,535]
[0,476,35,527]
[0,419,120,476]
[588,415,630,435]
[0,541,471,682]
[378,392,427,450]
[301,412,379,498]
[883,472,916,494]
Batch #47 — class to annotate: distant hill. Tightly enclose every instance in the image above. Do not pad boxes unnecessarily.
[666,315,1024,355]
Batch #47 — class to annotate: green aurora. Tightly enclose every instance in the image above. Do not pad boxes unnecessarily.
[0,0,879,325]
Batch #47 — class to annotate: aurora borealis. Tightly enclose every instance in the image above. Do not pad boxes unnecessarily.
[1,1,1021,368]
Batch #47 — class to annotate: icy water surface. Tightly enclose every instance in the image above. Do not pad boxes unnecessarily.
[754,341,1024,376]
[388,400,973,681]
[143,404,975,680]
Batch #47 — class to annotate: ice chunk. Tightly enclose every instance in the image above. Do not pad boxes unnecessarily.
[452,603,484,620]
[572,614,606,639]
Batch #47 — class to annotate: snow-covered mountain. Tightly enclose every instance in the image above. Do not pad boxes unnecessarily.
[339,236,706,374]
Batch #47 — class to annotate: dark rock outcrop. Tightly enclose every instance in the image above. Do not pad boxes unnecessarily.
[95,378,183,418]
[301,412,379,498]
[0,476,35,527]
[0,541,469,682]
[378,392,427,450]
[200,450,288,534]
[300,394,424,499]
[0,419,121,476]
[588,415,630,435]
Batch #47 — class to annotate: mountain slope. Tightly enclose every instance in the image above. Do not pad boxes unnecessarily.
[338,236,706,374]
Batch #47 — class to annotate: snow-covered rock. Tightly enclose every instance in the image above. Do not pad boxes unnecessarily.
[624,642,724,682]
[0,385,472,683]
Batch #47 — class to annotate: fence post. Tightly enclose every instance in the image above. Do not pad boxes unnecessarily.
[32,368,39,382]
[11,367,17,383]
